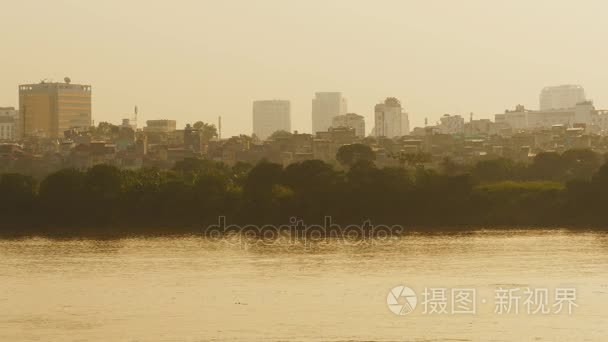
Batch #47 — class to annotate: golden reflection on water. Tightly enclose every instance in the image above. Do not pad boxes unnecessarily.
[0,229,607,341]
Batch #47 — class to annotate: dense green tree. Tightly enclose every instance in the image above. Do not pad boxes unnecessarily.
[39,168,86,225]
[527,152,567,181]
[241,161,285,223]
[84,164,123,200]
[282,160,341,221]
[193,122,218,142]
[473,181,564,225]
[82,164,124,225]
[173,158,230,184]
[393,152,432,169]
[471,158,515,183]
[0,173,38,222]
[439,157,466,176]
[561,149,601,181]
[0,173,38,200]
[90,122,118,140]
[336,144,376,168]
[5,151,608,234]
[231,162,253,188]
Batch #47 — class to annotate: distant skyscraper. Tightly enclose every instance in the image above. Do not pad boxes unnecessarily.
[252,100,291,140]
[332,113,365,137]
[312,92,347,134]
[540,85,586,111]
[374,97,403,138]
[19,78,92,138]
[401,112,410,135]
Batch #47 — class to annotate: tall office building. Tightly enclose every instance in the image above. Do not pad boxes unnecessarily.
[312,92,347,134]
[374,97,403,138]
[252,100,291,140]
[540,85,586,111]
[19,78,92,138]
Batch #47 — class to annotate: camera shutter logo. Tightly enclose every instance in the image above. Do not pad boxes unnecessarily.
[387,285,417,315]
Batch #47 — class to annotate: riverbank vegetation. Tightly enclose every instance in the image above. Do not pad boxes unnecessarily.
[1,147,608,235]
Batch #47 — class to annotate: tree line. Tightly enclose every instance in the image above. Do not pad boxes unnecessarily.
[1,146,608,235]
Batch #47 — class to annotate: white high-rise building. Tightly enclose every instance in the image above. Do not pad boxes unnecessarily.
[312,92,347,134]
[252,100,291,141]
[0,107,19,140]
[374,97,403,138]
[540,85,586,111]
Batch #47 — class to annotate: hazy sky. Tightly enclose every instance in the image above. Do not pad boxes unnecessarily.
[1,0,607,136]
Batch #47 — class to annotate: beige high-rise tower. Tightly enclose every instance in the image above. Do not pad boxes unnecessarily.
[252,100,291,141]
[19,78,92,138]
[312,92,347,134]
[374,97,403,138]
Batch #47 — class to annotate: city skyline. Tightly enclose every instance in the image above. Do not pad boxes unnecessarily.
[2,78,601,139]
[2,1,608,137]
[2,3,608,341]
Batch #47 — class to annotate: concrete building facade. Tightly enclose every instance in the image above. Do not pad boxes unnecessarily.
[439,114,465,134]
[540,85,586,111]
[331,113,365,138]
[144,120,177,133]
[0,117,15,140]
[0,107,18,141]
[0,107,19,119]
[495,105,531,130]
[19,79,92,138]
[496,102,601,131]
[252,100,291,141]
[464,119,502,137]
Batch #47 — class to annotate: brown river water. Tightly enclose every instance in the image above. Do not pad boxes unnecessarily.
[0,229,607,341]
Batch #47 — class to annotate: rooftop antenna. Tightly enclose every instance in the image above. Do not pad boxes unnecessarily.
[132,105,138,129]
[424,117,428,127]
[470,112,473,122]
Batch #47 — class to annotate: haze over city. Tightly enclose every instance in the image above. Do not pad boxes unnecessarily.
[4,2,608,341]
[2,0,608,136]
